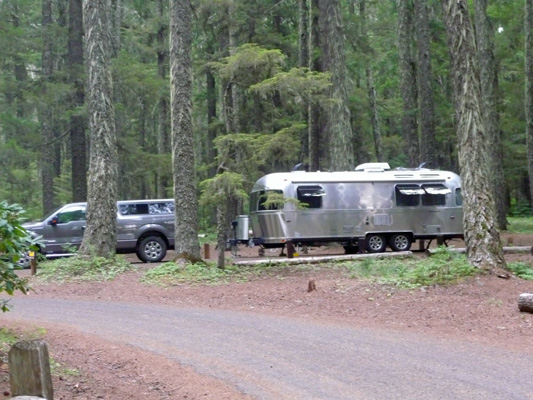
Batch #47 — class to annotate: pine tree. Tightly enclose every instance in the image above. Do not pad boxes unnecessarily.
[441,0,505,270]
[170,0,200,259]
[79,0,118,258]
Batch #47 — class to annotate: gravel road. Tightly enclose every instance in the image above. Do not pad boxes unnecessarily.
[4,297,533,400]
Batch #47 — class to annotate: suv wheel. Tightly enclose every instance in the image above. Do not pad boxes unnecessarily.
[138,236,167,263]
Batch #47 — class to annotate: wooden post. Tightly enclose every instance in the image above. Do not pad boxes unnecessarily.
[203,243,211,259]
[436,235,444,246]
[30,256,37,276]
[286,241,294,258]
[9,340,54,400]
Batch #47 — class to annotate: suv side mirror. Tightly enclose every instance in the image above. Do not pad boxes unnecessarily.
[49,217,59,226]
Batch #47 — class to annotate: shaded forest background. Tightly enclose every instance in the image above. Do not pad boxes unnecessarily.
[0,0,530,228]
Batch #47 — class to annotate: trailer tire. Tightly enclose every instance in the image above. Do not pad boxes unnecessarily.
[366,234,387,253]
[389,233,412,252]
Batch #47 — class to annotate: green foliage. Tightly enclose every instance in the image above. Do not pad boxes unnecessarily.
[36,255,135,283]
[209,43,285,87]
[142,258,320,286]
[142,261,241,285]
[199,171,248,207]
[342,247,479,288]
[507,217,533,233]
[507,262,533,280]
[0,201,38,312]
[0,328,18,353]
[214,124,303,180]
[250,67,332,105]
[508,202,532,218]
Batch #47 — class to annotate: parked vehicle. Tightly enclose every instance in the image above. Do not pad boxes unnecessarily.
[234,163,463,254]
[22,199,175,263]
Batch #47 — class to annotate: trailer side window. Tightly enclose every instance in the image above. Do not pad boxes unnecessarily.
[297,186,325,209]
[257,190,284,210]
[421,184,450,206]
[455,188,462,206]
[395,185,423,206]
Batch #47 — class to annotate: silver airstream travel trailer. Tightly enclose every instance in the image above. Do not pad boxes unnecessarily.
[239,163,463,254]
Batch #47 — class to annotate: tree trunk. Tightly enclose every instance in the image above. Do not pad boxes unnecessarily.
[110,0,122,56]
[360,0,383,162]
[525,0,533,210]
[397,0,419,167]
[441,0,505,270]
[157,0,170,197]
[69,0,87,202]
[318,0,354,171]
[415,0,437,168]
[205,35,218,178]
[40,0,55,215]
[216,202,227,269]
[308,0,322,171]
[170,0,200,259]
[79,0,118,259]
[299,0,310,164]
[474,0,508,230]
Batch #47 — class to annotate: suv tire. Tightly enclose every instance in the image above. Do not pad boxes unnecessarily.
[138,236,167,263]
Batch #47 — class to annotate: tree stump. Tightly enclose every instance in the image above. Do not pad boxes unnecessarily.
[9,340,53,400]
[518,293,533,313]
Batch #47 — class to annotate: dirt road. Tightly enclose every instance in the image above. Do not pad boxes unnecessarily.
[4,296,533,399]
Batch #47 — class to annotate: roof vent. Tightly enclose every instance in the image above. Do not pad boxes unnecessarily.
[355,162,391,172]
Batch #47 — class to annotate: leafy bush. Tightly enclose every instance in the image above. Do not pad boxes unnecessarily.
[508,201,532,217]
[507,217,533,234]
[142,261,241,285]
[507,262,533,280]
[36,255,135,283]
[0,201,39,311]
[342,247,479,288]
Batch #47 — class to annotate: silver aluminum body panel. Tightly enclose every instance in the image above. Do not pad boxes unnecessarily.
[248,168,463,246]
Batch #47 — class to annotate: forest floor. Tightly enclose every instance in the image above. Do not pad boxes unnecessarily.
[1,233,533,399]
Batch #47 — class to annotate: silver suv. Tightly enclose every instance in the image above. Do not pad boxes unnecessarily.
[23,199,175,263]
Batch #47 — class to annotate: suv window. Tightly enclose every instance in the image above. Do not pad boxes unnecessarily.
[149,202,174,214]
[57,205,86,223]
[119,204,150,215]
[119,201,175,215]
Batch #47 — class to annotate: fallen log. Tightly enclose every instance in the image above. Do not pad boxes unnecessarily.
[233,250,413,266]
[518,293,533,313]
[426,246,532,255]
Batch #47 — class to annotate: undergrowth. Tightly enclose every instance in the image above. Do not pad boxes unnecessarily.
[507,262,533,280]
[141,247,479,289]
[142,260,320,286]
[507,217,533,233]
[341,247,479,288]
[36,255,135,283]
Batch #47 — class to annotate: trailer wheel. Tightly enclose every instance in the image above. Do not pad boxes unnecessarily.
[389,233,412,252]
[366,234,387,253]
